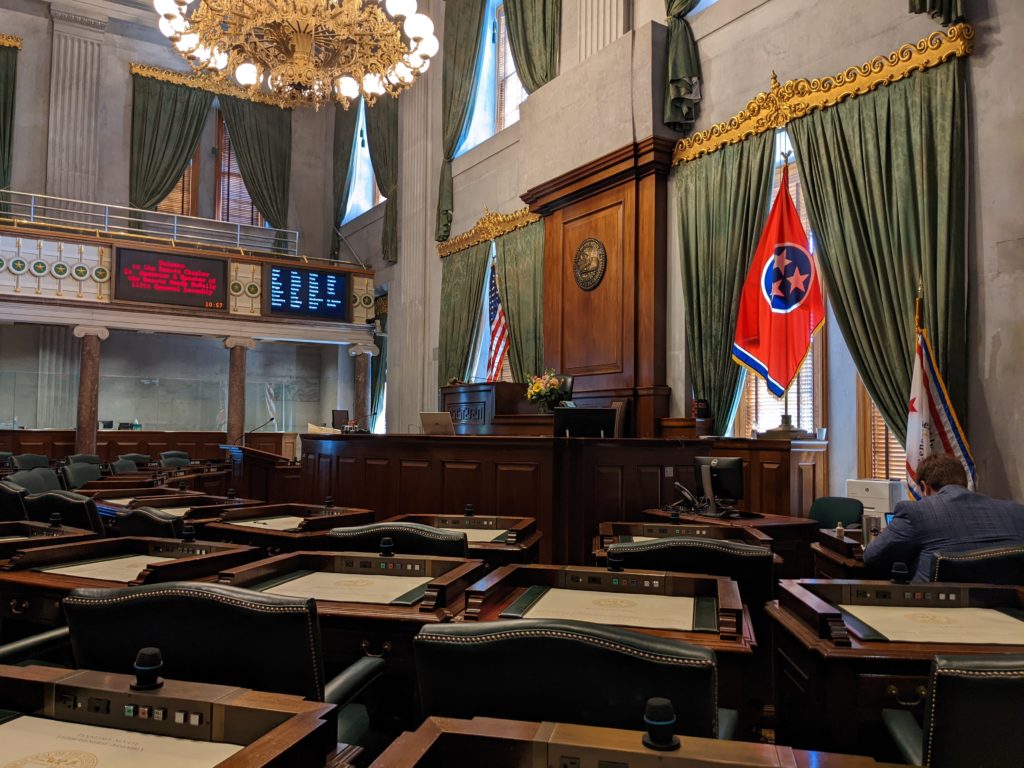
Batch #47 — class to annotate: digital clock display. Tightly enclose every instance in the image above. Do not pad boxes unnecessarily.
[267,266,351,321]
[114,249,227,311]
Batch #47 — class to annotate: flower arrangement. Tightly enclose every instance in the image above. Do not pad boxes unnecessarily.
[527,369,568,413]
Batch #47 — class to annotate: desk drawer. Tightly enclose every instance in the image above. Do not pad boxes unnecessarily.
[858,673,930,715]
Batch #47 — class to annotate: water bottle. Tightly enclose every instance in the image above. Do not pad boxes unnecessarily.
[131,417,141,431]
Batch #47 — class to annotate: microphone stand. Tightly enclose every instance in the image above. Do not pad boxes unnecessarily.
[234,417,276,446]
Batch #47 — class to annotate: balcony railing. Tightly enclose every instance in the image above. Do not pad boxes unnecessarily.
[0,190,299,257]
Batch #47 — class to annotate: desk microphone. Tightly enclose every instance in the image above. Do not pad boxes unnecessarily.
[379,536,395,557]
[642,697,680,751]
[607,551,624,572]
[226,487,236,500]
[48,512,63,529]
[235,417,276,445]
[463,503,475,518]
[181,523,196,543]
[891,562,911,584]
[131,647,164,691]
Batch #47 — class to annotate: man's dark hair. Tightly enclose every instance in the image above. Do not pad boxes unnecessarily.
[917,454,968,490]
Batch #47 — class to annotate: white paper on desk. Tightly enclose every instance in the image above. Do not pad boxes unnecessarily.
[104,498,134,506]
[39,554,172,582]
[524,588,695,632]
[158,507,192,517]
[0,535,28,542]
[231,516,305,531]
[438,527,501,543]
[841,604,1024,644]
[0,716,242,767]
[265,571,431,604]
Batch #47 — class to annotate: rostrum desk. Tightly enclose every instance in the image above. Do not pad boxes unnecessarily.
[201,502,375,554]
[767,578,1024,755]
[383,512,542,567]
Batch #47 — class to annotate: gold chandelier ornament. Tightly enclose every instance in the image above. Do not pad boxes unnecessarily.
[152,0,439,110]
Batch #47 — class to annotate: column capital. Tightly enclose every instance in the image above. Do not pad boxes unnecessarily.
[49,4,108,38]
[348,343,380,357]
[72,325,109,340]
[224,336,257,350]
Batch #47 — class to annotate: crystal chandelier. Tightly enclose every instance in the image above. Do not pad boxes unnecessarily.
[152,0,439,110]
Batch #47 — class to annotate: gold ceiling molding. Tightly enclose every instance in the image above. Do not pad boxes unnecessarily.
[0,35,23,49]
[673,23,974,165]
[437,207,542,258]
[129,63,289,110]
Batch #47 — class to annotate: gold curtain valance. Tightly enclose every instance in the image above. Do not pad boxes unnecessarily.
[673,23,973,165]
[129,63,290,110]
[437,207,541,258]
[0,35,22,49]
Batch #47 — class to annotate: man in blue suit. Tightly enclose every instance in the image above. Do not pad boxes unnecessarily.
[863,454,1024,581]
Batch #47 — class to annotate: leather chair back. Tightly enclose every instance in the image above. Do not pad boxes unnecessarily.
[23,491,104,533]
[159,456,191,469]
[607,537,775,608]
[109,458,139,475]
[809,496,864,529]
[931,546,1024,585]
[64,582,326,701]
[160,451,190,461]
[12,453,50,470]
[118,453,151,468]
[113,507,183,538]
[924,654,1024,767]
[327,522,468,557]
[0,481,28,521]
[0,451,11,468]
[558,375,574,400]
[67,454,102,465]
[415,619,720,737]
[7,468,62,494]
[61,463,102,489]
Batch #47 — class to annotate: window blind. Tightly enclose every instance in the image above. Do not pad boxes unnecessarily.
[869,402,908,480]
[156,151,198,217]
[495,4,526,131]
[215,111,265,227]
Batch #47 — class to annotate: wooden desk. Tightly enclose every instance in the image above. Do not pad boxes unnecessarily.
[644,509,817,578]
[371,716,906,768]
[383,513,542,568]
[767,578,1024,755]
[0,521,98,559]
[810,529,886,579]
[244,431,299,460]
[116,494,264,526]
[593,520,775,566]
[202,503,375,554]
[0,664,341,767]
[225,446,303,504]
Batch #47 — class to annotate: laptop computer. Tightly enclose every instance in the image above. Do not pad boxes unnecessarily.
[419,411,456,436]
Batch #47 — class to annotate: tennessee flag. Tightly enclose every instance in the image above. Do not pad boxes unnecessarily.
[732,166,825,396]
[905,327,976,498]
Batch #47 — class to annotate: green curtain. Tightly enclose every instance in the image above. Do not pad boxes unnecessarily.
[371,305,388,429]
[437,242,490,387]
[129,75,212,210]
[220,95,291,230]
[676,130,775,433]
[789,58,968,443]
[330,102,360,258]
[0,45,16,210]
[664,0,703,133]
[503,0,560,94]
[366,96,399,263]
[436,0,487,242]
[495,220,544,381]
[910,0,964,25]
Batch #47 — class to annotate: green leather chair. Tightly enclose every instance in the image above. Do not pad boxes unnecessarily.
[883,654,1024,767]
[12,453,50,471]
[0,451,12,468]
[158,456,191,469]
[808,496,864,528]
[931,545,1024,585]
[7,468,62,494]
[67,453,102,465]
[60,462,102,490]
[160,450,190,461]
[117,453,151,468]
[0,481,28,520]
[109,458,138,475]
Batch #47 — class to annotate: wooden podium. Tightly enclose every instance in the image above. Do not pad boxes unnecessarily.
[439,383,552,436]
[224,445,302,504]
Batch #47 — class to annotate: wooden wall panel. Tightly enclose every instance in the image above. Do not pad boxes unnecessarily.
[0,429,227,461]
[363,458,393,521]
[397,460,434,514]
[441,461,483,515]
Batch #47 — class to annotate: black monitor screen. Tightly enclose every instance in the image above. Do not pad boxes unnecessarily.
[267,266,351,321]
[553,407,616,438]
[695,456,745,502]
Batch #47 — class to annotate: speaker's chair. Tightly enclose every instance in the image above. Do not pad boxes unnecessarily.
[12,453,49,470]
[883,654,1024,767]
[327,522,468,558]
[931,546,1024,586]
[60,462,102,490]
[415,619,734,739]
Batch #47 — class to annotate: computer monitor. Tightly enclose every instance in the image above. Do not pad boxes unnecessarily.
[331,409,350,429]
[694,456,744,515]
[98,420,113,429]
[553,407,616,438]
[420,412,456,436]
[117,422,132,430]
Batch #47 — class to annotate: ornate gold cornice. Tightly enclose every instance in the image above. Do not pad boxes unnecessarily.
[0,35,23,50]
[129,63,289,110]
[437,207,542,258]
[673,23,974,165]
[374,294,388,318]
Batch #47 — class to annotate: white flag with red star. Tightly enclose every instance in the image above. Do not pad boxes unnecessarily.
[905,328,976,498]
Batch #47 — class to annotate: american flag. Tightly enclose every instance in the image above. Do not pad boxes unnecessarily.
[486,266,508,382]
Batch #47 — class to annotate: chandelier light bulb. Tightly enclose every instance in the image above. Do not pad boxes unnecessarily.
[384,0,416,20]
[157,16,177,37]
[413,56,430,74]
[153,0,180,17]
[393,61,414,84]
[337,76,360,99]
[403,13,433,41]
[415,33,439,59]
[362,72,386,95]
[174,32,200,52]
[235,62,260,86]
[191,45,211,64]
[210,48,228,70]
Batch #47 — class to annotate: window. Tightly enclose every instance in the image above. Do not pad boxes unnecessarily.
[215,111,265,227]
[456,0,527,156]
[858,379,908,480]
[731,130,826,437]
[342,100,384,225]
[156,148,199,217]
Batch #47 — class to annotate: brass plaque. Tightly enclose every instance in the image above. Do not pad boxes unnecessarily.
[573,238,607,291]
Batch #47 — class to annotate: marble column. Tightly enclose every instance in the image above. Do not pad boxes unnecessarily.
[579,0,632,61]
[224,337,256,444]
[46,5,107,202]
[73,325,108,455]
[349,344,379,430]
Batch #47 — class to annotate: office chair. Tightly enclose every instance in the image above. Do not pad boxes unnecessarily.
[21,491,104,534]
[61,582,384,741]
[117,453,151,469]
[109,458,138,475]
[415,619,735,739]
[883,654,1024,767]
[160,451,191,461]
[12,453,50,471]
[557,375,574,400]
[0,481,28,521]
[931,546,1024,585]
[159,456,191,469]
[112,507,184,538]
[60,462,102,490]
[327,522,469,558]
[67,454,102,465]
[6,468,63,494]
[809,497,864,529]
